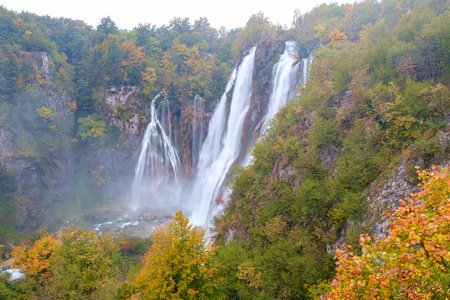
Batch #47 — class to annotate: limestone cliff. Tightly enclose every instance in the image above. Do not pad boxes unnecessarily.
[0,53,75,231]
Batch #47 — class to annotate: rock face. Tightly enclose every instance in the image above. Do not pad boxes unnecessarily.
[21,51,50,74]
[243,41,284,155]
[91,86,144,197]
[104,86,140,135]
[329,117,450,252]
[0,85,76,231]
[363,157,420,240]
[0,43,304,231]
[364,118,450,239]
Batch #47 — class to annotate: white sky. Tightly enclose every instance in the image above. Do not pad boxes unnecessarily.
[0,0,351,30]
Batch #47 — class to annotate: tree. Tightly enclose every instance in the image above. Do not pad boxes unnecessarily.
[96,16,118,43]
[36,106,56,122]
[49,227,121,298]
[77,114,107,139]
[0,274,24,299]
[315,165,450,299]
[120,39,146,85]
[12,227,121,299]
[102,34,124,86]
[231,12,274,60]
[12,229,59,286]
[131,210,223,299]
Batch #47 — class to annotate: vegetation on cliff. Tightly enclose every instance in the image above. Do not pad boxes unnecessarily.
[4,165,449,299]
[0,5,289,234]
[0,0,449,298]
[314,165,450,299]
[212,0,449,298]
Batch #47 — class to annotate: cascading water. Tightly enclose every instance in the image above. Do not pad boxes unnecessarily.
[261,41,301,134]
[192,95,205,171]
[131,93,181,210]
[129,43,312,229]
[194,68,236,173]
[190,47,256,227]
[302,54,312,86]
[242,41,308,168]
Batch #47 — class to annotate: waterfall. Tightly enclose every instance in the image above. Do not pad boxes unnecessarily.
[192,95,205,171]
[302,54,312,86]
[261,41,301,134]
[131,93,181,210]
[241,41,308,168]
[195,68,237,173]
[191,47,256,227]
[130,43,312,226]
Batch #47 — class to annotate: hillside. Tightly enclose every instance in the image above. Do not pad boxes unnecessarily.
[212,0,449,298]
[0,0,449,298]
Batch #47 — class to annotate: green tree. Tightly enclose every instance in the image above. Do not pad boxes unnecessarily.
[96,16,119,43]
[102,34,124,86]
[231,12,275,60]
[0,274,25,299]
[49,227,121,298]
[12,227,121,299]
[131,210,223,299]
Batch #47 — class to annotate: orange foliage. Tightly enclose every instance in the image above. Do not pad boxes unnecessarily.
[328,27,348,45]
[12,232,59,285]
[319,165,450,299]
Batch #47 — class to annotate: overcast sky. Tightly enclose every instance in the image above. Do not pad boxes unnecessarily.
[0,0,351,30]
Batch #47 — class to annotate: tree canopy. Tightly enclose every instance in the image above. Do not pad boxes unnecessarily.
[131,210,223,299]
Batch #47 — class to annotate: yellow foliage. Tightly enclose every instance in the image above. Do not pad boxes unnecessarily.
[90,170,106,186]
[237,262,262,290]
[15,76,25,89]
[77,114,107,139]
[36,106,56,122]
[132,210,223,299]
[12,233,60,285]
[68,99,78,110]
[35,70,45,85]
[318,165,450,299]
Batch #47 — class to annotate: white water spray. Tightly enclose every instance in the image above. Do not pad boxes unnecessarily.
[191,47,256,226]
[302,54,312,86]
[261,41,301,133]
[192,95,205,171]
[130,43,312,227]
[131,93,181,210]
[195,68,237,173]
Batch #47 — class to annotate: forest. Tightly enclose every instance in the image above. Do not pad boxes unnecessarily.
[0,0,449,298]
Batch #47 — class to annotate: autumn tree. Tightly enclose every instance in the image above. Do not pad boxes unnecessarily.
[77,114,107,139]
[12,229,59,286]
[12,226,121,299]
[131,210,223,299]
[36,105,56,122]
[120,40,146,85]
[315,165,450,299]
[231,12,275,60]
